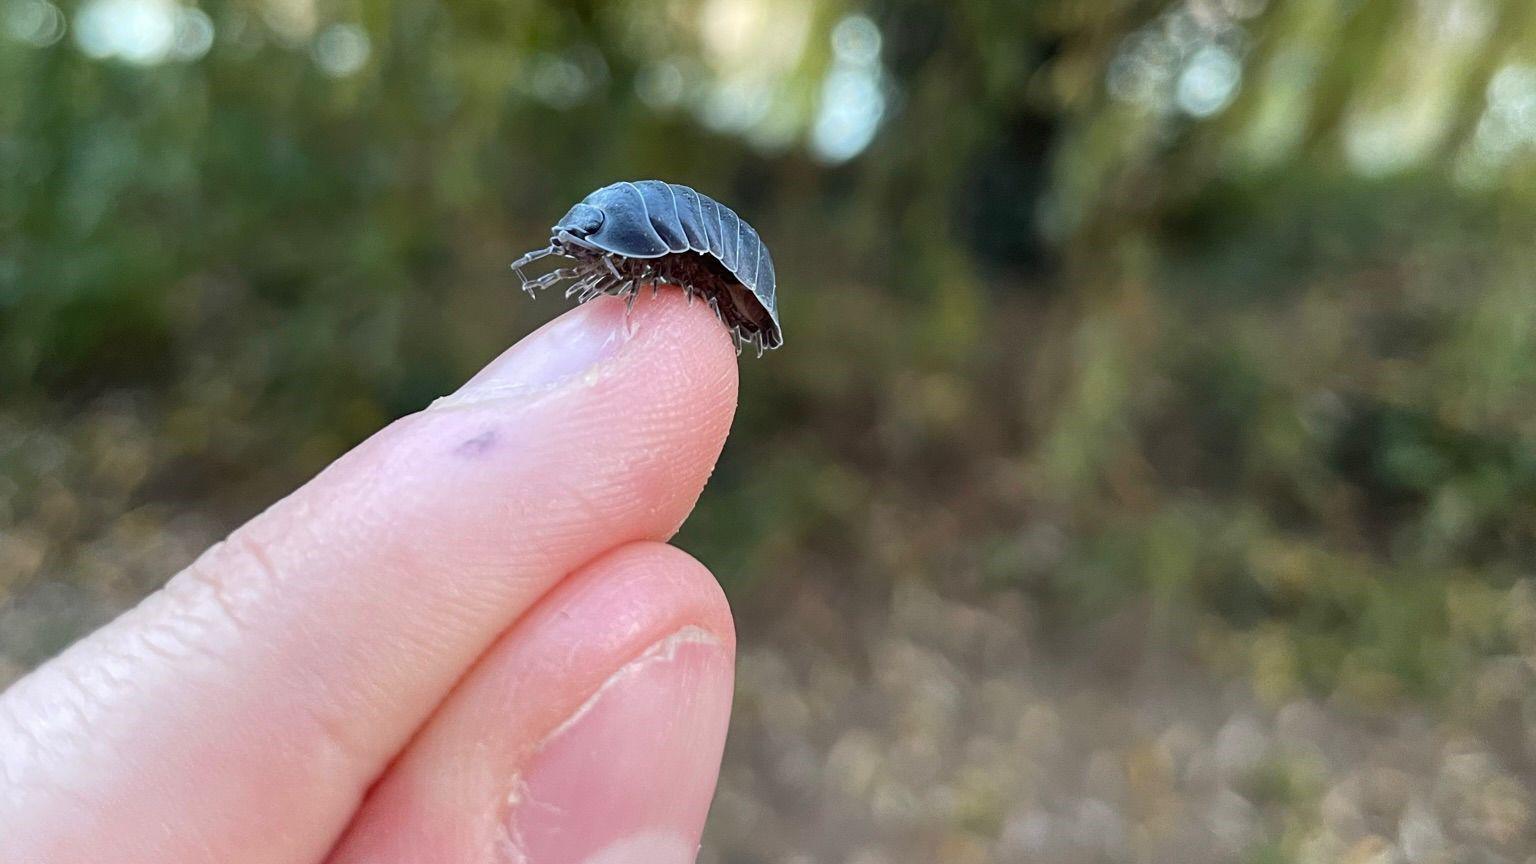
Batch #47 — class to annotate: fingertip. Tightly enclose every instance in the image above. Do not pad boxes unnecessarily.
[326,541,736,864]
[565,541,736,655]
[624,284,741,359]
[446,285,738,407]
[609,286,741,450]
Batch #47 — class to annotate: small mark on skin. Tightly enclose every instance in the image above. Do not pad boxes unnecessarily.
[455,428,498,456]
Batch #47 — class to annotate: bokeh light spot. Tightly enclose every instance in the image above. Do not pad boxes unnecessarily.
[526,52,592,108]
[3,0,65,47]
[74,0,178,65]
[831,13,880,65]
[811,66,884,162]
[1218,0,1267,20]
[171,6,211,60]
[810,13,887,163]
[635,59,687,109]
[702,78,772,132]
[1487,63,1536,139]
[1177,45,1242,117]
[1107,32,1178,110]
[312,22,369,78]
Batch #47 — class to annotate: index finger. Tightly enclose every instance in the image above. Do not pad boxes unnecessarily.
[0,289,739,864]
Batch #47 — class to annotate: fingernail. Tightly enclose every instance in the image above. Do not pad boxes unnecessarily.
[506,627,733,864]
[434,299,632,407]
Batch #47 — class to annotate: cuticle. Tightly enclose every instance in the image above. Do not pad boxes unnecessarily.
[534,624,722,749]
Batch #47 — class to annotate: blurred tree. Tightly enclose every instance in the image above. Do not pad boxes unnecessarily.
[3,0,1536,715]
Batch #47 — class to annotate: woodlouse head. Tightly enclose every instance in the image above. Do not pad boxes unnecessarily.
[554,203,604,240]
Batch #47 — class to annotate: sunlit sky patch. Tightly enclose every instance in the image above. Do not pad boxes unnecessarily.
[73,0,212,64]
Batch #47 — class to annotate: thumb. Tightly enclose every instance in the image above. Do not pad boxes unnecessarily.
[325,542,736,864]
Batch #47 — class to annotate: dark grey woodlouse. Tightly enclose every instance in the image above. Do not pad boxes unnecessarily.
[511,180,782,355]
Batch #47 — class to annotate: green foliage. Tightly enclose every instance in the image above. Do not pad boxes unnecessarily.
[6,0,1536,712]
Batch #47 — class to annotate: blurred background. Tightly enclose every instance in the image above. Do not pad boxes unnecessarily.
[4,0,1536,860]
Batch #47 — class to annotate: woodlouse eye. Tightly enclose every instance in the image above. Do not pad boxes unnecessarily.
[558,203,604,236]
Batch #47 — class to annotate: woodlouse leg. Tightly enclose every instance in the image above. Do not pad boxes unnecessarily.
[620,281,642,336]
[524,266,579,296]
[575,276,621,304]
[702,296,739,352]
[569,269,618,300]
[510,245,558,293]
[564,277,592,300]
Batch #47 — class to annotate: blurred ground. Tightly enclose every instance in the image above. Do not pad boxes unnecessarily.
[714,579,1535,864]
[5,0,1536,860]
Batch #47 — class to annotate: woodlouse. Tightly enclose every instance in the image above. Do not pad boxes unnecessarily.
[512,180,782,355]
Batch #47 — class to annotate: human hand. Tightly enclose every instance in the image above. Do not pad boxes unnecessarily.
[1,291,740,864]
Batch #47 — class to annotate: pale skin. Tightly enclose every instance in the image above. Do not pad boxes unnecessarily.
[1,290,741,864]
